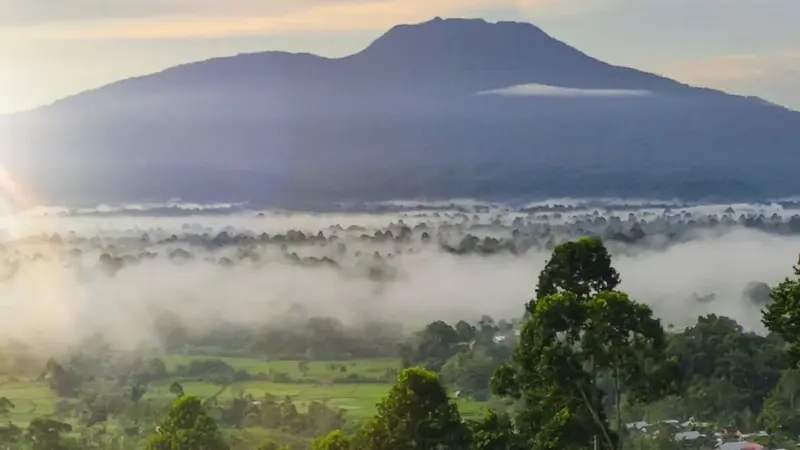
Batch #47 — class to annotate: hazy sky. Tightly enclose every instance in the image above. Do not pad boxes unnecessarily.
[1,0,799,113]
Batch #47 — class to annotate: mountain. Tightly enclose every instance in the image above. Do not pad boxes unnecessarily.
[2,17,799,208]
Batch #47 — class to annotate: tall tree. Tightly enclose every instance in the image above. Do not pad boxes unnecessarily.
[493,292,617,450]
[494,238,671,450]
[535,236,620,302]
[356,367,471,450]
[581,291,674,449]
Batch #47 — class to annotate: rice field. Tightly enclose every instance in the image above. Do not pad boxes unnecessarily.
[0,356,488,427]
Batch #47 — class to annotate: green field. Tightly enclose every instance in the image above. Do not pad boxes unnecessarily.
[0,356,488,427]
[0,377,56,423]
[162,355,400,382]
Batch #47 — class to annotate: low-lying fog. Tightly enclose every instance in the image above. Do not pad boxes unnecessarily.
[1,199,799,355]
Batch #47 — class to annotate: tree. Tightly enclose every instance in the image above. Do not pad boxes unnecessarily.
[535,236,620,301]
[298,360,310,377]
[0,398,13,417]
[399,321,463,372]
[758,369,800,437]
[128,382,148,402]
[581,291,674,445]
[146,395,228,450]
[357,367,471,450]
[493,239,671,450]
[146,358,168,380]
[312,430,352,450]
[469,409,522,450]
[217,391,258,428]
[26,418,73,450]
[665,314,783,427]
[44,359,80,398]
[440,346,497,400]
[455,320,476,343]
[169,381,185,397]
[762,257,800,365]
[492,308,616,450]
[0,422,22,447]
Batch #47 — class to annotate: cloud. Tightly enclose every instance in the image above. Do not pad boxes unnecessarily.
[0,0,561,40]
[478,83,652,98]
[662,53,800,110]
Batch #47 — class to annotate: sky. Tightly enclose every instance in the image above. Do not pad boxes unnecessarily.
[1,0,799,113]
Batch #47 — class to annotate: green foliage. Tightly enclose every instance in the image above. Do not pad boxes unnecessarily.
[44,358,81,398]
[209,391,345,437]
[357,367,471,450]
[256,440,290,450]
[583,291,676,406]
[763,272,800,365]
[758,369,800,437]
[214,391,261,429]
[312,430,352,450]
[297,360,310,377]
[496,325,615,450]
[535,236,620,301]
[26,417,74,450]
[627,429,685,450]
[175,359,251,385]
[399,321,465,372]
[141,358,169,381]
[495,238,671,450]
[455,320,477,343]
[0,422,22,446]
[0,398,13,417]
[146,395,229,450]
[169,381,185,397]
[440,346,497,400]
[469,409,522,450]
[665,314,785,426]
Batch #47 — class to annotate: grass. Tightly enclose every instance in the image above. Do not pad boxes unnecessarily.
[162,355,401,382]
[0,377,57,423]
[226,428,312,450]
[150,379,486,420]
[0,356,488,427]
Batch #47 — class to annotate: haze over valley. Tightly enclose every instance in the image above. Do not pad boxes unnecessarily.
[2,199,798,354]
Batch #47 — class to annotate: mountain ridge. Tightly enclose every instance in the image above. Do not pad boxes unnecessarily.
[36,17,761,112]
[2,17,799,207]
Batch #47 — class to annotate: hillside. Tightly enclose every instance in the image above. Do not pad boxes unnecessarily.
[2,17,799,207]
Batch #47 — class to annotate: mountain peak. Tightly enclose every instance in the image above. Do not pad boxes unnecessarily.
[350,17,633,93]
[361,17,551,56]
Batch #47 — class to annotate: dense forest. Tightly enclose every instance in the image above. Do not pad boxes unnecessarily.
[1,233,799,449]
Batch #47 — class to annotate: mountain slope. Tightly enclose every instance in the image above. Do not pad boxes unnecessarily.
[2,17,798,207]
